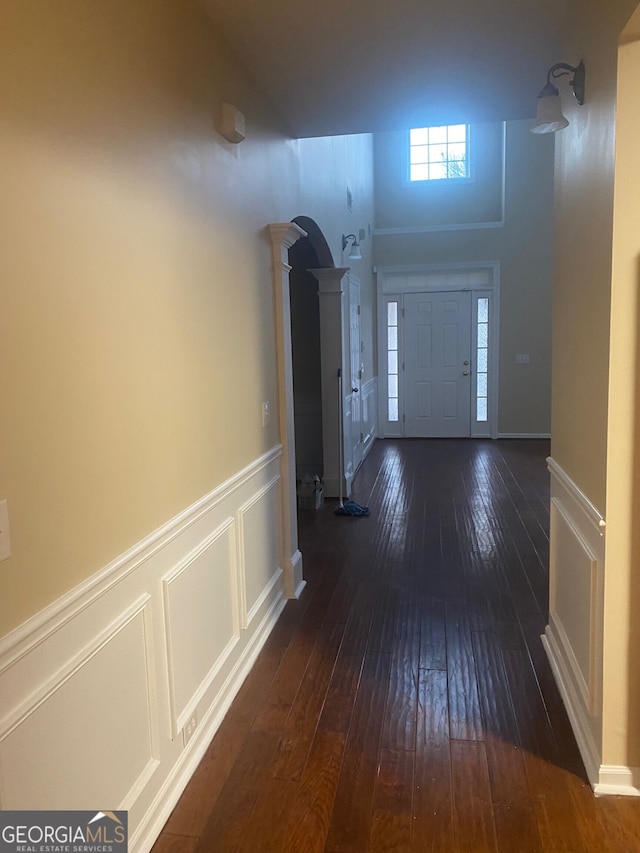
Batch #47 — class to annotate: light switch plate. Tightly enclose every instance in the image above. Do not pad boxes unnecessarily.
[0,500,11,561]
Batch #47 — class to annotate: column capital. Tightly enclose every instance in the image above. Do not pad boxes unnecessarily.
[309,267,350,294]
[268,222,307,252]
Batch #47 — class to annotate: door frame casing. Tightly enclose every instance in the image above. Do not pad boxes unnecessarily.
[376,262,501,439]
[346,275,363,483]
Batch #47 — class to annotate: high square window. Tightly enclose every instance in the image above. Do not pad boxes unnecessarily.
[409,124,469,182]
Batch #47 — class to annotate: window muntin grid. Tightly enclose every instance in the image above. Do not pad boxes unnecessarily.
[409,125,469,182]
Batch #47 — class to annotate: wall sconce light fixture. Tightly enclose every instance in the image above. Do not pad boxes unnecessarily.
[531,60,586,134]
[342,233,362,260]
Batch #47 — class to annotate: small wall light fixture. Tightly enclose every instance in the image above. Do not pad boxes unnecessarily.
[342,233,362,260]
[531,60,586,134]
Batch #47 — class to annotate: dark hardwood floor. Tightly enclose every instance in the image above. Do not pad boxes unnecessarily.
[151,439,640,852]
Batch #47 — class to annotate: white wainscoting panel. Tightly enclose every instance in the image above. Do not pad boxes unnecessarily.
[0,445,289,852]
[163,519,239,737]
[544,456,605,789]
[239,477,282,629]
[0,598,158,810]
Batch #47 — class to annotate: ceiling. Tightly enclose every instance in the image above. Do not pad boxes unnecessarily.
[200,0,574,138]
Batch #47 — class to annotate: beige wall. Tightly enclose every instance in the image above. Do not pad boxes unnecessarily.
[374,120,555,435]
[551,0,640,775]
[604,8,640,769]
[0,0,374,636]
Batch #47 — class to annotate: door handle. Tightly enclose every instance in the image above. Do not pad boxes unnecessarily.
[463,371,469,376]
[352,387,359,393]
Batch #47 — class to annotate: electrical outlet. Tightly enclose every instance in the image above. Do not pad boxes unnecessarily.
[0,500,10,562]
[262,401,270,427]
[516,353,530,364]
[182,713,198,747]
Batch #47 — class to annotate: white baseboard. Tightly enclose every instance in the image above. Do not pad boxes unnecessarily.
[0,445,291,851]
[542,625,600,787]
[595,766,640,797]
[497,432,551,439]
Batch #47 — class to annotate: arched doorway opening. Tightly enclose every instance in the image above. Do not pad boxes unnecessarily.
[288,217,334,486]
[267,218,351,600]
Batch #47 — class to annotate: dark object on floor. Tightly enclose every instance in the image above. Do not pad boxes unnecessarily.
[335,500,370,517]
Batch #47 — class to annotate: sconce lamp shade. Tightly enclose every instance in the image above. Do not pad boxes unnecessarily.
[348,241,362,260]
[531,60,585,134]
[531,83,569,134]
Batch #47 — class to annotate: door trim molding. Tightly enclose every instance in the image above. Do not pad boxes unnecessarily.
[267,222,307,599]
[376,263,500,439]
[309,267,351,499]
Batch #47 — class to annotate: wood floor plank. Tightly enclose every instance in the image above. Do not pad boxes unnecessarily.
[419,596,447,671]
[445,600,484,741]
[380,592,421,751]
[451,740,498,853]
[596,797,640,853]
[163,715,250,837]
[251,625,319,734]
[413,668,454,853]
[369,748,414,853]
[224,638,288,728]
[324,652,392,853]
[237,776,299,853]
[195,730,280,853]
[493,802,545,853]
[151,834,199,853]
[280,729,346,853]
[151,439,640,853]
[271,617,345,781]
[502,649,589,853]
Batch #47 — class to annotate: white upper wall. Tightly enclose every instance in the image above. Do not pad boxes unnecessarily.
[373,120,555,436]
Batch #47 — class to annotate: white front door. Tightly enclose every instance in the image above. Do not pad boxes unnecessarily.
[404,291,472,437]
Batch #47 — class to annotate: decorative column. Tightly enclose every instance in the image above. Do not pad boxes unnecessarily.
[268,222,307,599]
[309,267,350,499]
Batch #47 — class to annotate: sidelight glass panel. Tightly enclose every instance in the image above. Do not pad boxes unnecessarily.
[476,297,489,423]
[477,372,488,398]
[387,299,399,422]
